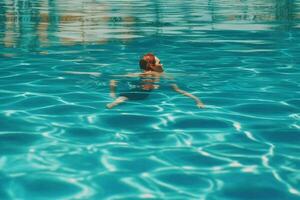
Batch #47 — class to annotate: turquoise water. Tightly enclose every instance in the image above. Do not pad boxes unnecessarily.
[1,0,300,199]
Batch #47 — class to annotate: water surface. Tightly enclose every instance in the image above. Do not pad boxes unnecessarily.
[0,0,300,199]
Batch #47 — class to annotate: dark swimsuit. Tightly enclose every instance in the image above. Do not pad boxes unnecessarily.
[120,90,150,100]
[119,77,158,100]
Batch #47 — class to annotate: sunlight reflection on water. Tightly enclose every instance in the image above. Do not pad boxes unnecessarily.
[1,0,300,200]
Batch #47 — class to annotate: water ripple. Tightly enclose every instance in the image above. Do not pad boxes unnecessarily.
[1,0,300,199]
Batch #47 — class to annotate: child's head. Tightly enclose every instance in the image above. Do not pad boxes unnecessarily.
[139,53,164,72]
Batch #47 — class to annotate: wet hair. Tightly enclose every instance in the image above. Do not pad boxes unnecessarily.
[139,53,156,71]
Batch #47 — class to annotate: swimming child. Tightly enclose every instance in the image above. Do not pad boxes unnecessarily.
[106,53,205,109]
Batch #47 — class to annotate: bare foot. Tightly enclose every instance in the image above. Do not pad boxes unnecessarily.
[197,102,205,109]
[106,96,128,109]
[106,103,114,109]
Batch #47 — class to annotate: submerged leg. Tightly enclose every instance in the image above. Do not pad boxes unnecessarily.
[106,96,128,109]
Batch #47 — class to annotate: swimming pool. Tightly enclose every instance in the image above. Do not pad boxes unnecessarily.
[0,0,300,199]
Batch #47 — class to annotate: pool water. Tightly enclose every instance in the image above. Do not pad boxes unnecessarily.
[0,0,300,199]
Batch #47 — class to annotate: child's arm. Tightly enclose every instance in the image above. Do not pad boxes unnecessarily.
[109,80,117,98]
[107,80,128,109]
[171,84,205,108]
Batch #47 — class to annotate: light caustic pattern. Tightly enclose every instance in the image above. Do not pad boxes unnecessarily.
[0,0,300,199]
